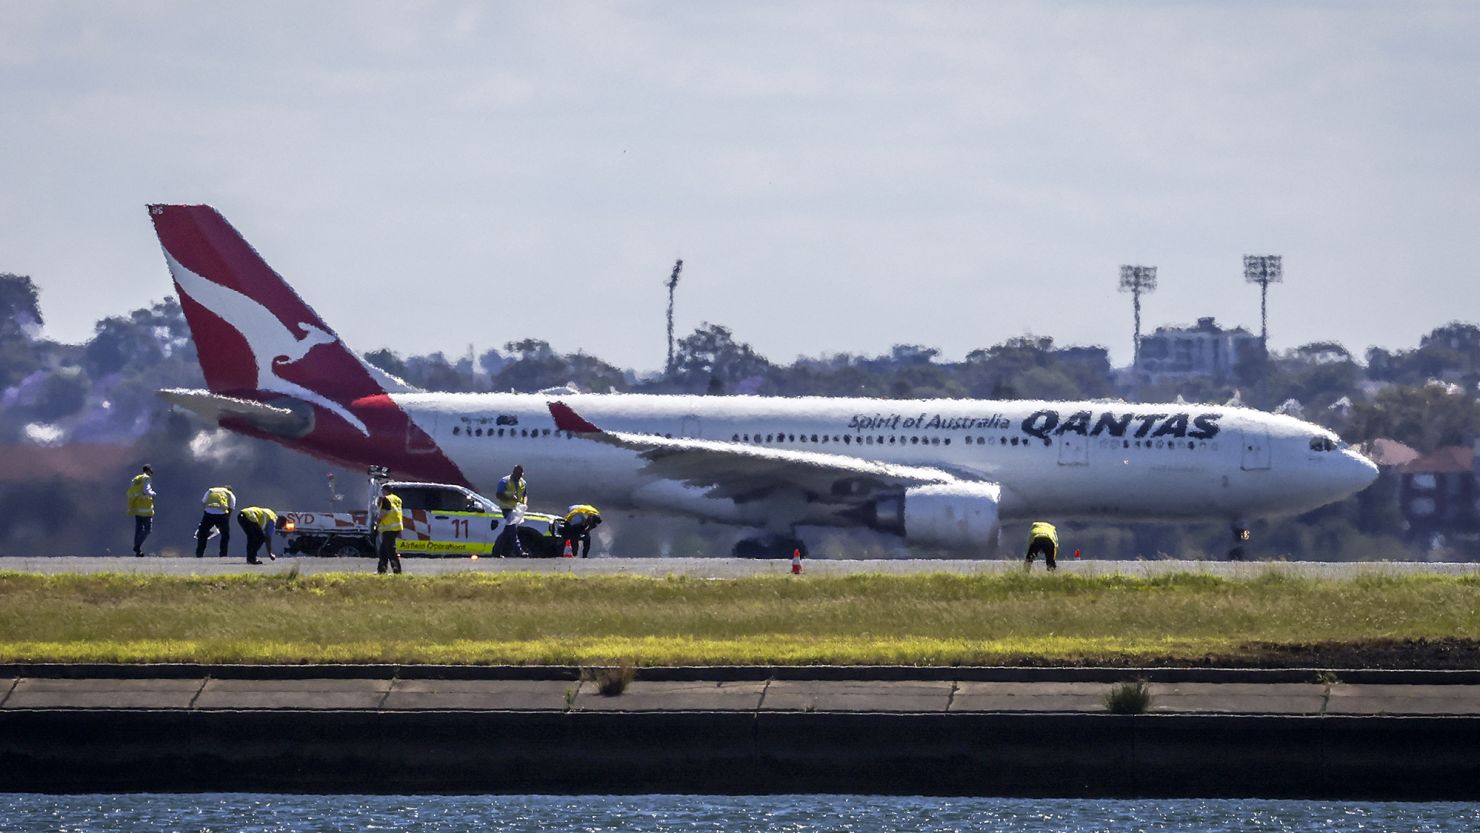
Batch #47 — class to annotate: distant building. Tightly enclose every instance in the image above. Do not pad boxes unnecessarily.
[1134,317,1260,383]
[1395,443,1480,548]
[1366,438,1420,469]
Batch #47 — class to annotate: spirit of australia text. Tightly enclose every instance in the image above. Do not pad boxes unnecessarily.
[848,413,1011,431]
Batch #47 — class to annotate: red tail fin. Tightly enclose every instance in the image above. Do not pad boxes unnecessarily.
[148,204,411,430]
[548,401,603,434]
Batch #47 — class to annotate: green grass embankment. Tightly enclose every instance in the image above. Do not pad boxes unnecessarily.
[1,569,1477,666]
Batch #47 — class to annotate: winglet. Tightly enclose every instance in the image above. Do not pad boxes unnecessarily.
[549,401,602,434]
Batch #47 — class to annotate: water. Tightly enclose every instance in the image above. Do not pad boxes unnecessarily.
[2,795,1477,833]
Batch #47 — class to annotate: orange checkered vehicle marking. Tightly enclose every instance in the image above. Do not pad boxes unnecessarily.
[402,510,433,541]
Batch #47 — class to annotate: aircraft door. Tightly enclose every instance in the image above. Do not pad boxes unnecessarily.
[1241,429,1271,470]
[407,415,437,454]
[680,414,702,438]
[1057,433,1089,466]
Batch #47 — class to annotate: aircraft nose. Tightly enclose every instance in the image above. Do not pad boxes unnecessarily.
[1342,449,1380,492]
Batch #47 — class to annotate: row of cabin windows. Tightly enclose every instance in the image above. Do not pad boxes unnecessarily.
[729,432,955,447]
[453,426,685,440]
[452,426,566,438]
[967,436,1040,447]
[447,424,1217,454]
[448,424,1215,453]
[721,433,1216,452]
[1099,438,1215,451]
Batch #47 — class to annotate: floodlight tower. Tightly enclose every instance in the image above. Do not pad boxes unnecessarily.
[665,259,683,376]
[1243,255,1282,352]
[1119,265,1158,368]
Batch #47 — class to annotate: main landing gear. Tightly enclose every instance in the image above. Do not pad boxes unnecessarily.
[732,535,809,560]
[1228,522,1251,561]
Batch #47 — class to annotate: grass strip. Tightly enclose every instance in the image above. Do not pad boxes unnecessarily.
[0,569,1476,666]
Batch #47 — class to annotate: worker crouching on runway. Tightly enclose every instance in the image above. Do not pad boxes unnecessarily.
[237,506,280,565]
[375,485,403,574]
[195,485,236,558]
[562,504,602,558]
[1025,521,1058,571]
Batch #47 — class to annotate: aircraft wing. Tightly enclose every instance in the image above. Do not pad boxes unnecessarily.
[548,401,958,503]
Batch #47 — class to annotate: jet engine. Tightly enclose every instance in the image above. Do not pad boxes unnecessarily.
[869,482,1002,550]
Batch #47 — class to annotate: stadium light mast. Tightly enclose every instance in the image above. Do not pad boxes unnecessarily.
[1243,255,1282,352]
[665,259,684,376]
[1118,265,1158,368]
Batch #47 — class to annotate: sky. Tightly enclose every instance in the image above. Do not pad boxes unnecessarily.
[2,1,1477,373]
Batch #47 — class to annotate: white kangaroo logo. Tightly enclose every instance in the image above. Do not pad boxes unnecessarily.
[165,250,370,435]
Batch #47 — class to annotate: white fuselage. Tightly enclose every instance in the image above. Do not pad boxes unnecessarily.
[392,392,1378,528]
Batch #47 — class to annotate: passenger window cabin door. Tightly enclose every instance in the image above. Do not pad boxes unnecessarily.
[1241,430,1272,470]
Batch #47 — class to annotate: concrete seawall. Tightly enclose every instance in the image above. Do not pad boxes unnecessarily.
[5,710,1480,798]
[5,670,1480,798]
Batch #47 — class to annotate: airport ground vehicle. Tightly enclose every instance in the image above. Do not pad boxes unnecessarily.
[280,469,565,558]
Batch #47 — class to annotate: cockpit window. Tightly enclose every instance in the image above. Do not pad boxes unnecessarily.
[1309,436,1337,452]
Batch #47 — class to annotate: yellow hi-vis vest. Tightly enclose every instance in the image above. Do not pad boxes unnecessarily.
[378,493,404,532]
[204,487,233,512]
[496,476,527,510]
[565,504,600,524]
[1029,522,1059,548]
[127,474,155,517]
[240,507,278,529]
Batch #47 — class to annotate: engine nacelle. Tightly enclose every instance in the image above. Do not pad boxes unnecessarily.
[872,482,1002,550]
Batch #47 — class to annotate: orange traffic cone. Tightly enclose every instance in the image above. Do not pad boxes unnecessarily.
[562,540,574,558]
[791,548,801,574]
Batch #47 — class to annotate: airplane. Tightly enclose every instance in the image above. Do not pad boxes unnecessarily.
[146,203,1379,557]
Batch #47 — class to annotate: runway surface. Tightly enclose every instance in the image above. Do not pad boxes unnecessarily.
[2,554,1478,578]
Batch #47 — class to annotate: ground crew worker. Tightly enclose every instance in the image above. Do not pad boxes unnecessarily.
[195,485,236,558]
[237,506,279,565]
[126,464,155,557]
[375,485,403,574]
[561,504,602,558]
[1025,521,1058,571]
[493,464,528,557]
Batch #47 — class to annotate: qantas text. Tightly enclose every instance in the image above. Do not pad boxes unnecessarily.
[1021,410,1222,441]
